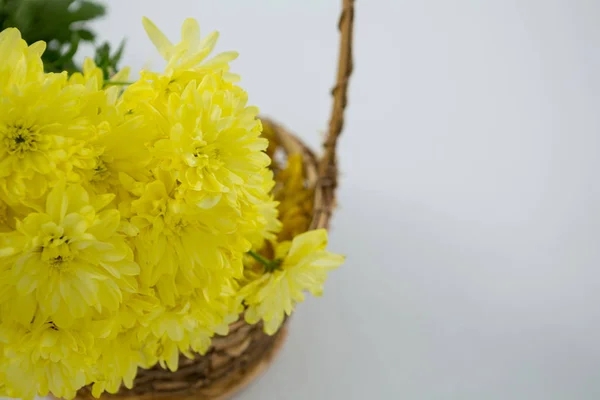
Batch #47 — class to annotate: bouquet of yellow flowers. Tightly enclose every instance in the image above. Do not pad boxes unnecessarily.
[0,9,350,399]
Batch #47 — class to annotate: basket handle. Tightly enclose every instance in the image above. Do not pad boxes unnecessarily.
[311,0,355,229]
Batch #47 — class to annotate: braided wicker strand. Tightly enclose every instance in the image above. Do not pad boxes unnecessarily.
[311,0,354,231]
[69,1,355,398]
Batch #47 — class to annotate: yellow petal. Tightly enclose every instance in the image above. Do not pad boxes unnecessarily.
[202,51,238,68]
[142,17,174,60]
[285,229,328,266]
[45,181,68,223]
[181,18,201,49]
[28,40,46,57]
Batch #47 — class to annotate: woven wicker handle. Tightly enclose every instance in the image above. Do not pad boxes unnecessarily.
[310,0,355,230]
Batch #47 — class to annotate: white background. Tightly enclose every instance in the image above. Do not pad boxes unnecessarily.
[24,0,600,399]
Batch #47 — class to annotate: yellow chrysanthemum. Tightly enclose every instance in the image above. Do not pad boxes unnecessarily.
[0,32,109,205]
[0,74,98,200]
[142,17,235,74]
[133,291,240,372]
[0,182,139,327]
[129,74,270,209]
[240,229,344,334]
[123,17,270,208]
[136,17,239,103]
[0,319,97,400]
[90,329,148,396]
[68,59,151,196]
[128,171,245,303]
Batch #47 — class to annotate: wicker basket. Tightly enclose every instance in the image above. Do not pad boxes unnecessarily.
[72,1,354,398]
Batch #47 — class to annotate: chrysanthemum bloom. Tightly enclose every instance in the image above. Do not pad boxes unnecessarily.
[133,18,239,105]
[0,183,139,327]
[240,229,344,334]
[128,73,271,210]
[67,59,151,197]
[127,171,245,302]
[0,319,98,399]
[88,328,150,397]
[0,75,96,200]
[0,29,103,203]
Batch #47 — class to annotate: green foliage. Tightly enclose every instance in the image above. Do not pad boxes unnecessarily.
[94,39,126,79]
[0,0,125,76]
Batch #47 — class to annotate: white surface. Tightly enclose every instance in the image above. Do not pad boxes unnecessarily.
[20,0,600,399]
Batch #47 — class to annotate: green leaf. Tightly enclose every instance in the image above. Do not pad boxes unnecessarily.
[1,0,123,75]
[69,0,105,22]
[10,0,41,35]
[94,41,124,79]
[57,35,81,65]
[76,28,95,41]
[111,40,126,64]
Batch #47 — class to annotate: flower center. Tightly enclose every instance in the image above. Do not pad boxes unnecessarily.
[92,159,110,181]
[193,145,223,169]
[210,148,221,159]
[41,229,74,269]
[49,255,73,270]
[3,123,40,157]
[151,200,167,216]
[169,218,188,235]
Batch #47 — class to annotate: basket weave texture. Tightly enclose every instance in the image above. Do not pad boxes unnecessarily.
[72,0,355,398]
[75,320,288,400]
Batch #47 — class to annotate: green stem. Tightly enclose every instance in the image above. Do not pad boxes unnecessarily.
[103,81,134,87]
[247,250,281,273]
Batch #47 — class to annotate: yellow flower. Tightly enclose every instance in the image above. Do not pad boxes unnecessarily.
[124,18,239,108]
[90,330,147,396]
[121,290,240,372]
[127,171,246,303]
[66,59,151,197]
[135,75,270,209]
[240,229,344,334]
[0,182,139,327]
[0,44,132,207]
[141,17,238,90]
[0,74,97,201]
[0,319,97,400]
[126,18,270,205]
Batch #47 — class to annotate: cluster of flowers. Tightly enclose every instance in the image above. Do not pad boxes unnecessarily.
[0,18,343,399]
